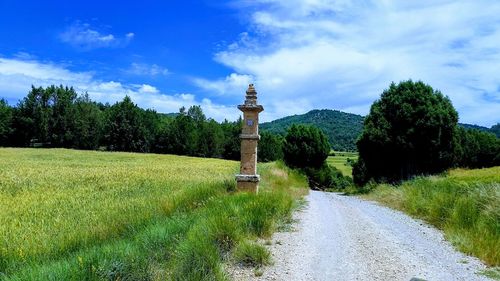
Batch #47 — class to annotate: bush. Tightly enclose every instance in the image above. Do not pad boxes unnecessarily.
[305,163,352,190]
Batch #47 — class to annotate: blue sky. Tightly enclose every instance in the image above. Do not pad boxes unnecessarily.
[0,0,499,126]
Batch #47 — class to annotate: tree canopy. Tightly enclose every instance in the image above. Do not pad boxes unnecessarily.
[282,124,330,169]
[354,80,458,185]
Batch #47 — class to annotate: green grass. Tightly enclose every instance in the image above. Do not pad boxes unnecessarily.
[0,148,308,280]
[326,151,358,177]
[232,241,271,267]
[363,166,500,267]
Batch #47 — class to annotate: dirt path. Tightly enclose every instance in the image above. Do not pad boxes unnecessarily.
[229,191,492,281]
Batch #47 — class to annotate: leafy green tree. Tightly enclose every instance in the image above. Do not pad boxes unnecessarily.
[0,99,13,145]
[152,115,174,153]
[105,96,150,152]
[167,107,197,155]
[354,80,458,185]
[490,123,500,138]
[12,86,52,146]
[141,109,162,152]
[73,93,104,149]
[48,85,78,147]
[282,124,330,169]
[200,119,225,158]
[221,118,242,161]
[455,127,500,168]
[258,131,283,162]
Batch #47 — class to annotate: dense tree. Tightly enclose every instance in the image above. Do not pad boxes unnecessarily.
[281,124,350,190]
[491,123,500,138]
[105,96,151,152]
[12,86,52,145]
[48,85,78,147]
[282,124,330,169]
[0,99,13,146]
[454,127,500,168]
[200,119,225,158]
[167,107,197,155]
[221,118,242,161]
[73,93,104,149]
[258,131,283,162]
[354,80,458,185]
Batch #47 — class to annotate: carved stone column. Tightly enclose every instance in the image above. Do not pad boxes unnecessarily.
[235,84,264,193]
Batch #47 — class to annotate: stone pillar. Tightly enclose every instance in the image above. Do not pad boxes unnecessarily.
[235,84,264,193]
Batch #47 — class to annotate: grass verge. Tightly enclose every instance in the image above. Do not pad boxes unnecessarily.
[362,166,499,267]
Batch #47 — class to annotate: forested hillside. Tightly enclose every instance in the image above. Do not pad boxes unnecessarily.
[261,109,364,151]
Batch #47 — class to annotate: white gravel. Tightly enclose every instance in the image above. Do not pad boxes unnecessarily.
[228,190,493,281]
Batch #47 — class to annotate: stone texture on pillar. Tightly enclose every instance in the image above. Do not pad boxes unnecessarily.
[235,84,264,193]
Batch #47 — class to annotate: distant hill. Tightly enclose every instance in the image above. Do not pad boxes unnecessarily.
[261,109,364,151]
[261,109,499,151]
[458,123,490,132]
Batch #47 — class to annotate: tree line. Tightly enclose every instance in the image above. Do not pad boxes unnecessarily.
[0,85,283,162]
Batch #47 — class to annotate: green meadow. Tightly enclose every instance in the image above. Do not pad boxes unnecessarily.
[0,148,307,280]
[326,151,358,177]
[363,166,500,266]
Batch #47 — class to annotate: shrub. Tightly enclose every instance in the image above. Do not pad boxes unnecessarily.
[305,163,352,190]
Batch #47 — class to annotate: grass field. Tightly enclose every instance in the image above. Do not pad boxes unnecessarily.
[326,151,358,177]
[0,148,307,280]
[363,166,500,267]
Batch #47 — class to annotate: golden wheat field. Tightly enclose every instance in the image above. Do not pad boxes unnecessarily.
[0,148,238,267]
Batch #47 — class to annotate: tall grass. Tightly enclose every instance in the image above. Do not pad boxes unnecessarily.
[0,148,307,280]
[364,166,500,266]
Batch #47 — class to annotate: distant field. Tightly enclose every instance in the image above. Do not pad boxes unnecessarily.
[327,151,358,177]
[0,148,307,280]
[363,166,500,267]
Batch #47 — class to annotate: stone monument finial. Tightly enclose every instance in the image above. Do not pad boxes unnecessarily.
[244,84,258,105]
[246,84,256,95]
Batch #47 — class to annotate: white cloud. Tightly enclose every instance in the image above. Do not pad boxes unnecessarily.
[137,84,159,94]
[0,57,237,121]
[193,73,253,96]
[60,22,134,50]
[127,63,170,76]
[197,0,500,126]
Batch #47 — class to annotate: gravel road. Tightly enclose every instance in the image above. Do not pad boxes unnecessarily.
[229,190,492,281]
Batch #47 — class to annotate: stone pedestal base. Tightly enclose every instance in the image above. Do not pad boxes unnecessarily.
[235,174,260,193]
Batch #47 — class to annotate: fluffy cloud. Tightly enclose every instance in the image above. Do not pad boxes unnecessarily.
[60,22,134,50]
[193,73,253,96]
[0,57,238,121]
[198,0,500,126]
